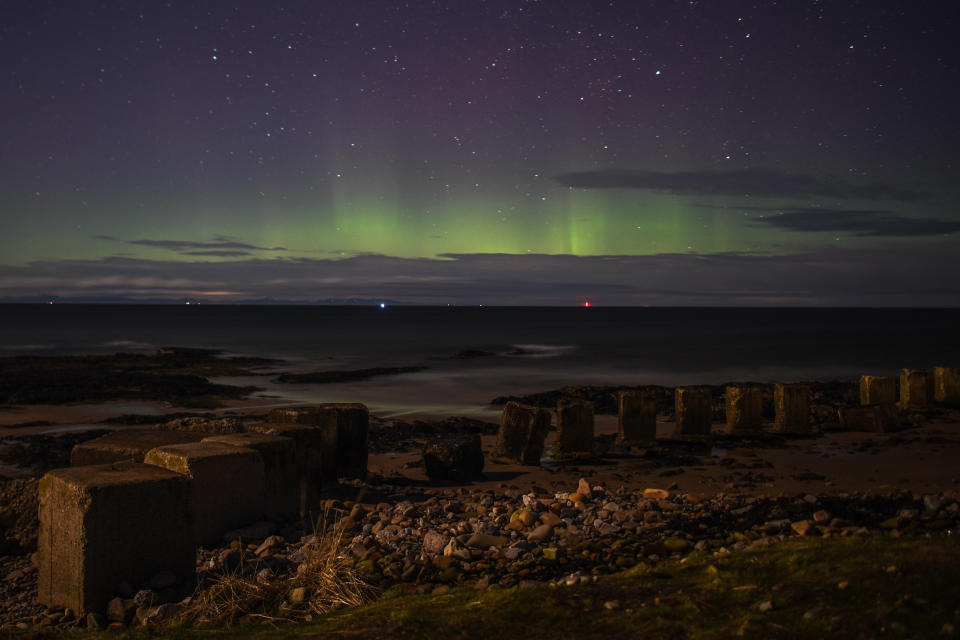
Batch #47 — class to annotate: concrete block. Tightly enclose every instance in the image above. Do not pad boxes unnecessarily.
[266,404,369,480]
[859,376,897,406]
[493,402,552,466]
[618,391,657,443]
[838,405,901,433]
[673,387,712,436]
[201,433,299,519]
[555,400,594,456]
[423,434,484,481]
[725,385,763,435]
[247,422,326,515]
[900,369,934,407]
[145,442,265,546]
[934,366,960,405]
[37,461,194,616]
[773,383,810,433]
[70,429,205,467]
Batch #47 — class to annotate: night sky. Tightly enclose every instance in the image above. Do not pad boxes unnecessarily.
[2,1,958,305]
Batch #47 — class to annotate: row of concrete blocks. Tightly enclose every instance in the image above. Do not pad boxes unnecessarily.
[492,382,809,464]
[859,367,960,407]
[37,404,368,617]
[493,367,960,462]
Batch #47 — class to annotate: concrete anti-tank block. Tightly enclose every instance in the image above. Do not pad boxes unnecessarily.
[247,422,326,515]
[266,404,369,480]
[70,429,206,467]
[618,391,657,443]
[900,369,934,407]
[555,400,594,456]
[838,405,901,433]
[725,385,763,435]
[145,442,265,546]
[773,383,810,433]
[859,376,897,406]
[37,461,194,616]
[202,433,299,519]
[493,402,551,466]
[934,366,960,405]
[673,387,712,436]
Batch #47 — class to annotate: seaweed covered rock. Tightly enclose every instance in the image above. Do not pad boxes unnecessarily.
[422,435,484,481]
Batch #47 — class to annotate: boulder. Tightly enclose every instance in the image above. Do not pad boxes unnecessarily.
[422,434,484,481]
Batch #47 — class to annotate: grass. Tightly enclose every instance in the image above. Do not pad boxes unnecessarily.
[9,535,960,639]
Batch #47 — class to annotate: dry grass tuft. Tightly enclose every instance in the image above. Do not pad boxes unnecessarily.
[171,513,376,628]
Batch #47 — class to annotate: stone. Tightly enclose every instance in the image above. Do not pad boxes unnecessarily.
[642,488,669,500]
[773,383,810,433]
[900,369,934,407]
[555,400,594,456]
[106,597,137,624]
[265,403,369,480]
[493,402,552,466]
[934,367,960,405]
[674,387,712,436]
[86,612,107,630]
[791,520,815,536]
[443,538,470,560]
[247,422,326,514]
[202,432,300,519]
[578,478,593,499]
[289,587,309,604]
[837,405,901,433]
[69,429,205,467]
[725,385,763,434]
[527,523,554,543]
[422,531,449,555]
[663,537,689,552]
[618,391,657,443]
[145,441,266,546]
[812,510,831,525]
[422,434,484,481]
[465,533,508,548]
[37,461,194,617]
[859,376,898,406]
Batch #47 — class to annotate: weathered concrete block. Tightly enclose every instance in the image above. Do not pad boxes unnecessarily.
[673,387,712,436]
[900,369,934,407]
[725,385,763,435]
[266,404,369,480]
[37,461,194,616]
[493,402,551,466]
[145,442,265,546]
[247,422,326,515]
[773,383,810,433]
[70,429,205,467]
[934,366,960,405]
[838,405,901,433]
[202,433,299,519]
[859,376,897,406]
[423,434,484,481]
[555,400,594,456]
[618,391,657,443]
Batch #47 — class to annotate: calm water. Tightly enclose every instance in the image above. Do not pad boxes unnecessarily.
[2,305,958,416]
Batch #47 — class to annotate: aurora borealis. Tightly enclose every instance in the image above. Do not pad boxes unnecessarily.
[1,2,958,305]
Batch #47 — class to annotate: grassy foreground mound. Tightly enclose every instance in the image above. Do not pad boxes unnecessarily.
[17,535,959,639]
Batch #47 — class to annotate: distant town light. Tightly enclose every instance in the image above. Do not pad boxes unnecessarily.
[379,302,386,309]
[584,301,591,307]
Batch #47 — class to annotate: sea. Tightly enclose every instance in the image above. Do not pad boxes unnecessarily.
[2,304,959,419]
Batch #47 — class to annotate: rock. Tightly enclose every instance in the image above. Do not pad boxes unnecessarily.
[812,510,831,525]
[577,478,593,499]
[528,524,554,543]
[86,612,107,630]
[148,570,177,591]
[443,538,471,560]
[923,495,942,512]
[422,530,449,555]
[540,512,563,526]
[465,533,507,549]
[423,435,485,481]
[255,535,285,557]
[493,402,551,465]
[643,488,670,500]
[132,589,156,608]
[791,520,815,536]
[757,600,773,612]
[140,602,184,626]
[106,597,137,624]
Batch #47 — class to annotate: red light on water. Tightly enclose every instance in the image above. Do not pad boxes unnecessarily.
[583,301,591,307]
